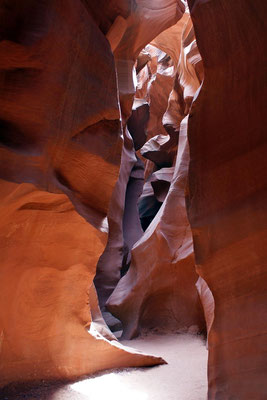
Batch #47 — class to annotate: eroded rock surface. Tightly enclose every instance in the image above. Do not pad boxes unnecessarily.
[0,181,165,387]
[187,0,267,398]
[0,0,178,387]
[0,0,123,230]
[1,1,266,397]
[107,13,206,338]
[94,1,186,311]
[108,118,205,338]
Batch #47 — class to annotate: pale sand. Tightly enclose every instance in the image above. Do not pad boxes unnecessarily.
[1,333,207,400]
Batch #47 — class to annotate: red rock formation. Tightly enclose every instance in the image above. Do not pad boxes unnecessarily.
[2,1,265,396]
[0,0,123,230]
[0,180,165,387]
[0,0,178,387]
[110,0,186,119]
[145,46,176,140]
[187,0,267,398]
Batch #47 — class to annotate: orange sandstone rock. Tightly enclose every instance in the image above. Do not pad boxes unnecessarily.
[0,0,122,230]
[187,0,267,398]
[0,181,165,387]
[0,0,171,387]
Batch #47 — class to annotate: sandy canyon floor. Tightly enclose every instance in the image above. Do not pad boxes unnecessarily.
[1,333,207,400]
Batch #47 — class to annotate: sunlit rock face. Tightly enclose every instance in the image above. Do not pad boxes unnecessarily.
[187,0,267,398]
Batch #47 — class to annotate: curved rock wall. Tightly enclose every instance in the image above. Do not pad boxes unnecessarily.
[0,0,179,387]
[0,0,123,230]
[94,0,186,310]
[0,0,266,396]
[108,117,205,338]
[107,10,206,338]
[0,180,164,387]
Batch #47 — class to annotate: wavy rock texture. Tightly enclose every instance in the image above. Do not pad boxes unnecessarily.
[94,128,138,309]
[95,1,186,310]
[196,277,214,346]
[108,118,205,339]
[1,0,265,396]
[0,0,173,387]
[0,0,124,230]
[187,0,267,398]
[107,15,207,339]
[0,181,165,387]
[107,0,185,119]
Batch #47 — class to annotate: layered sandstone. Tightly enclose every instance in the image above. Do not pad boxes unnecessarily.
[0,0,180,387]
[1,0,266,397]
[187,0,267,398]
[0,0,124,230]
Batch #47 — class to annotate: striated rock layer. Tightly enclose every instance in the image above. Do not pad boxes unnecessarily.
[187,0,267,398]
[0,181,165,387]
[1,0,266,396]
[0,0,125,230]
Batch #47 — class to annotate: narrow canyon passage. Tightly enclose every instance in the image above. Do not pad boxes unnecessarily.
[0,1,266,400]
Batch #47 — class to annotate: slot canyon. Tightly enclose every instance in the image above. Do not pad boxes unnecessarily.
[0,1,266,399]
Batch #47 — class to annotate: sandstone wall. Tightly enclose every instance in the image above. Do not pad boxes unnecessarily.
[0,0,182,387]
[187,1,267,398]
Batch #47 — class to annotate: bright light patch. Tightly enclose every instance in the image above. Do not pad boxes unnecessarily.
[70,372,148,400]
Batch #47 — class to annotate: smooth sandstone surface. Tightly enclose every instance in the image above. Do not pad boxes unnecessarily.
[0,0,179,387]
[0,181,164,387]
[0,0,266,397]
[187,0,267,398]
[0,0,123,230]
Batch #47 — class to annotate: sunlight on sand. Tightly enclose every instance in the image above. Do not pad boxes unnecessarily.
[70,373,148,400]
